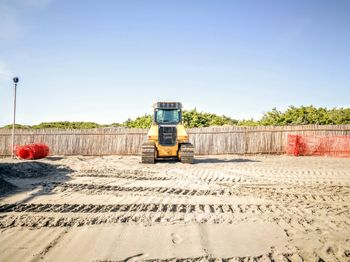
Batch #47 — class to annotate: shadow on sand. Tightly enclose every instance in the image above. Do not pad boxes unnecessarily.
[0,161,73,201]
[45,156,65,161]
[154,157,261,164]
[194,157,260,164]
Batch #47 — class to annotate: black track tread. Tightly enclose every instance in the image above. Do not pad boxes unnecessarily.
[141,141,155,164]
[180,143,194,164]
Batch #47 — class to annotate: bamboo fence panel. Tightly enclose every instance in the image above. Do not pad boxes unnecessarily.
[0,128,147,156]
[0,125,349,156]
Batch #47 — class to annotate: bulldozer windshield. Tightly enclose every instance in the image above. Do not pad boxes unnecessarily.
[155,109,181,124]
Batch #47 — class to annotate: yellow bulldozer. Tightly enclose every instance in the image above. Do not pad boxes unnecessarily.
[141,102,194,164]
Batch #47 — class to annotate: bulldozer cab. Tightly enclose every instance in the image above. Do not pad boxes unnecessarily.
[154,109,181,124]
[153,102,182,124]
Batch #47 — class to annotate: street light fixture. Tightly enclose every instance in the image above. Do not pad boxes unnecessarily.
[12,77,19,158]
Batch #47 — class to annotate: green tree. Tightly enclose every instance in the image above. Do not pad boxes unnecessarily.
[1,124,31,129]
[237,119,260,126]
[256,106,350,126]
[182,109,238,128]
[31,121,102,129]
[110,122,123,127]
[123,115,152,128]
[2,106,349,129]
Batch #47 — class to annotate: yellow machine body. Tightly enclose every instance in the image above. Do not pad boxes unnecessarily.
[147,124,189,157]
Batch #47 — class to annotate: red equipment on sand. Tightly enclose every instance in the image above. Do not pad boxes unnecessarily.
[15,143,49,160]
[287,134,350,157]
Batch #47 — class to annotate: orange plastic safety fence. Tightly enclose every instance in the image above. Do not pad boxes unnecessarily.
[287,134,350,157]
[14,143,49,160]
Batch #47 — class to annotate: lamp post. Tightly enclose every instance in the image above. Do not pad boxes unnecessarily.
[12,77,19,158]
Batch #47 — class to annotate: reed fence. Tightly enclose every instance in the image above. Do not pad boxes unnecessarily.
[0,125,349,156]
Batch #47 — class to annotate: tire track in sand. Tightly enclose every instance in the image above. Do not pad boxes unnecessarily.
[0,202,348,229]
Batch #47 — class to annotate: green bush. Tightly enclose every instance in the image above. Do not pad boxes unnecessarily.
[256,106,350,126]
[1,106,349,129]
[123,114,152,129]
[1,124,31,129]
[183,109,238,128]
[31,121,103,129]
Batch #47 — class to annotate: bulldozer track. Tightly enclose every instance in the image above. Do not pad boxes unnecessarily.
[231,185,350,202]
[1,202,349,215]
[51,182,231,196]
[142,142,156,164]
[75,169,162,178]
[74,172,170,181]
[96,252,340,262]
[1,204,349,231]
[180,143,194,164]
[47,181,350,204]
[0,203,273,214]
[233,167,350,185]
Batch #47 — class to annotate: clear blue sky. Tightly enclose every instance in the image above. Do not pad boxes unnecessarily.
[0,0,349,126]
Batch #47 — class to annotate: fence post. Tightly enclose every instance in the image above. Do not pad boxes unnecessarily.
[243,128,247,154]
[11,77,19,158]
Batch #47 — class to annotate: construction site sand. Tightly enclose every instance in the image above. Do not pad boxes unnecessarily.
[0,155,349,261]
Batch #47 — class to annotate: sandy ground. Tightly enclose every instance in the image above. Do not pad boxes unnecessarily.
[0,155,349,262]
